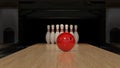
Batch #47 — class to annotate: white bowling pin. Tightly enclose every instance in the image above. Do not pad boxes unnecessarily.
[65,24,68,32]
[70,24,74,35]
[55,24,59,43]
[45,25,50,44]
[50,25,55,44]
[60,24,64,34]
[74,25,79,44]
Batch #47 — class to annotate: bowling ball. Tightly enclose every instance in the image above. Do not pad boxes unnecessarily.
[57,32,75,52]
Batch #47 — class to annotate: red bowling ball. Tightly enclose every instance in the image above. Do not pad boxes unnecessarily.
[57,32,75,52]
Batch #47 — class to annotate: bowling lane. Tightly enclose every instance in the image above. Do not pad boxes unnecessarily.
[0,43,120,68]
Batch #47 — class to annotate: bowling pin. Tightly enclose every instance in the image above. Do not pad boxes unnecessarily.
[50,25,55,44]
[55,24,60,43]
[70,24,74,35]
[60,24,64,34]
[45,25,50,44]
[65,24,68,32]
[74,25,79,44]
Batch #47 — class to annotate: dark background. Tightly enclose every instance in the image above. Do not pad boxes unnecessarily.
[19,0,106,45]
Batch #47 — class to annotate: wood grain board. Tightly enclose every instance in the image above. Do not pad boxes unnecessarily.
[0,43,120,68]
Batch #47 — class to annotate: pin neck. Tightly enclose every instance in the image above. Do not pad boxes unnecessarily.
[60,29,64,32]
[65,29,68,32]
[51,29,54,32]
[48,29,50,32]
[70,29,73,32]
[75,29,77,32]
[56,29,59,32]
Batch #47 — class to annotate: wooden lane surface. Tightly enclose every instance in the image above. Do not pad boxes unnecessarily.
[0,43,120,68]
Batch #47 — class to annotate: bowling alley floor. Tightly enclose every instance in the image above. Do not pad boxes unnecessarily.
[0,43,120,58]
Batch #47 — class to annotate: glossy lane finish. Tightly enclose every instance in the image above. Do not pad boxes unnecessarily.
[0,43,120,68]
